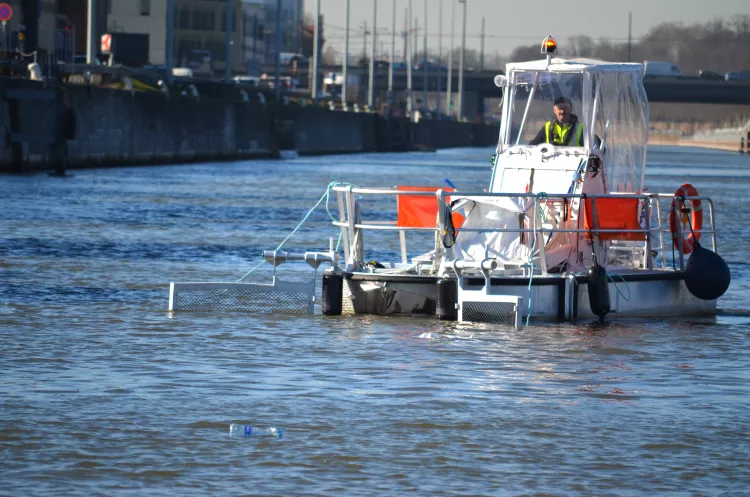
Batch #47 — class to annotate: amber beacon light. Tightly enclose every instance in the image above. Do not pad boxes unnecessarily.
[541,36,557,54]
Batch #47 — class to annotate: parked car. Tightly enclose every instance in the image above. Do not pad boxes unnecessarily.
[725,71,750,82]
[698,70,724,80]
[233,75,260,87]
[279,52,308,67]
[415,61,447,72]
[391,62,419,71]
[644,60,683,78]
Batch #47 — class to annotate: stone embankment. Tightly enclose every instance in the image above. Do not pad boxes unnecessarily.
[648,123,750,153]
[0,79,500,173]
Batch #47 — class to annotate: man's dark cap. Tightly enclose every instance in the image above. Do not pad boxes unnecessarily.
[554,97,572,106]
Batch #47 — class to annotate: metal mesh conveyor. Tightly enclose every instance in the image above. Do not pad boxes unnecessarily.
[168,249,335,314]
[168,280,315,313]
[461,300,520,326]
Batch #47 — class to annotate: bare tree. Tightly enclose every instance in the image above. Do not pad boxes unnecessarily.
[504,17,750,74]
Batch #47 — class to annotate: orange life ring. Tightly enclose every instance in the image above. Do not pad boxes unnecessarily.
[669,183,703,254]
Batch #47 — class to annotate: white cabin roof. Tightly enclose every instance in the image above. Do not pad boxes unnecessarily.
[505,57,644,75]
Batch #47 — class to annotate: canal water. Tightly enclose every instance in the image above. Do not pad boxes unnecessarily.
[1,147,749,496]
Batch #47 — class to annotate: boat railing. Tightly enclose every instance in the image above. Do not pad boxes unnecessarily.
[331,185,716,273]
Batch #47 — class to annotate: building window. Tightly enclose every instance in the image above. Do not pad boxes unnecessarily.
[140,0,150,16]
[179,9,190,29]
[193,10,214,31]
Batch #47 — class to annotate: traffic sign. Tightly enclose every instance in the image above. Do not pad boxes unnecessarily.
[101,33,111,53]
[0,3,12,22]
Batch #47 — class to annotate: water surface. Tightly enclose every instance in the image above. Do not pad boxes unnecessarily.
[1,146,749,496]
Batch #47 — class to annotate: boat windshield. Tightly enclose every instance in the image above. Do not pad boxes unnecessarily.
[499,65,649,193]
[503,71,583,147]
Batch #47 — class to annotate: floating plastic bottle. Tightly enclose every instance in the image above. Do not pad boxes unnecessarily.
[229,424,283,438]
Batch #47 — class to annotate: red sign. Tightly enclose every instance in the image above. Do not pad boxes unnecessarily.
[101,33,111,53]
[0,3,12,22]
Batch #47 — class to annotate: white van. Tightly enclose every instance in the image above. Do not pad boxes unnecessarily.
[172,67,194,78]
[233,75,260,87]
[644,61,684,78]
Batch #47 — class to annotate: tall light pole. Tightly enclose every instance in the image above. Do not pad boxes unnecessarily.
[436,0,442,117]
[406,0,413,117]
[445,0,455,115]
[312,0,320,100]
[422,0,428,111]
[457,0,467,119]
[86,0,96,64]
[480,17,485,71]
[388,0,396,107]
[368,0,377,108]
[343,0,350,105]
[274,0,282,97]
[627,12,633,62]
[225,0,233,82]
[402,8,407,63]
[166,0,174,83]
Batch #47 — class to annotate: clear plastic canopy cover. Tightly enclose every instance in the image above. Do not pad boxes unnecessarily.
[498,58,649,193]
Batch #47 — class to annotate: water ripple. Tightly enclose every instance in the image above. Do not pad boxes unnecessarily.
[1,148,749,496]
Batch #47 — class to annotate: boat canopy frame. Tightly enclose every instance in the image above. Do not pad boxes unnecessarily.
[495,57,649,194]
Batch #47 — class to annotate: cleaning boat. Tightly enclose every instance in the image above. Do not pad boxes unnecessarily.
[168,37,730,326]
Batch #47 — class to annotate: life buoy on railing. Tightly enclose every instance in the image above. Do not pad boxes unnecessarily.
[669,183,703,254]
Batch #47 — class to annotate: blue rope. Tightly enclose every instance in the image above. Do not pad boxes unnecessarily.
[236,181,358,283]
[606,271,631,302]
[525,192,549,326]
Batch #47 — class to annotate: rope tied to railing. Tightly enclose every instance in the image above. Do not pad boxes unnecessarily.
[235,181,359,283]
[525,191,550,326]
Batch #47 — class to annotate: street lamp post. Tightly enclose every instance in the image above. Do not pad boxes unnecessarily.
[225,0,233,83]
[312,0,320,100]
[86,0,96,64]
[274,0,282,97]
[166,0,174,83]
[436,0,442,117]
[343,0,350,105]
[457,0,466,119]
[445,0,455,116]
[388,0,396,107]
[406,0,413,117]
[368,0,377,108]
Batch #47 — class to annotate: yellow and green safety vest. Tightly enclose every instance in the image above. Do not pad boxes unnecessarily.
[544,120,584,146]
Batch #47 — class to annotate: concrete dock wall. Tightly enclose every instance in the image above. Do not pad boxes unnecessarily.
[0,80,277,173]
[0,80,500,173]
[67,88,275,165]
[291,108,374,155]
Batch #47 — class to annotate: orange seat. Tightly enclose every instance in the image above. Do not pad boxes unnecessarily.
[396,186,464,228]
[583,197,645,241]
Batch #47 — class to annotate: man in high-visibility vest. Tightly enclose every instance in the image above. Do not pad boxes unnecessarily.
[529,97,584,147]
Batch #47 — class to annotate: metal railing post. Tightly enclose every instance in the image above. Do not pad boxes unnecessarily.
[654,195,665,268]
[674,196,685,270]
[337,190,351,265]
[589,197,602,265]
[708,199,717,252]
[644,198,653,269]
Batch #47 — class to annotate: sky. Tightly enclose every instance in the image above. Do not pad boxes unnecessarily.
[305,0,750,61]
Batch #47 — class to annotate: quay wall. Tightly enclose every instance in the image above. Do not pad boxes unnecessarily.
[0,79,277,173]
[0,80,500,173]
[69,88,276,166]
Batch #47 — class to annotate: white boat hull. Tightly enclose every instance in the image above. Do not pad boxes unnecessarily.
[343,270,716,322]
